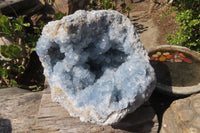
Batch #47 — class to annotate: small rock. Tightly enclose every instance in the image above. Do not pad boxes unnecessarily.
[174,58,182,62]
[156,52,162,56]
[159,56,166,62]
[160,93,200,133]
[152,54,159,58]
[166,54,174,60]
[150,57,155,61]
[183,58,192,64]
[155,58,159,61]
[178,53,186,58]
[163,52,170,56]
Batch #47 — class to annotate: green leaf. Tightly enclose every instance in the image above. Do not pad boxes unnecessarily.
[0,45,10,58]
[0,15,12,36]
[16,16,24,25]
[0,66,8,78]
[38,21,45,29]
[30,48,36,51]
[14,23,23,31]
[53,12,66,20]
[0,45,22,59]
[32,86,41,92]
[23,23,30,27]
[9,45,22,59]
[15,65,25,73]
[10,80,18,87]
[126,6,132,12]
[189,42,197,47]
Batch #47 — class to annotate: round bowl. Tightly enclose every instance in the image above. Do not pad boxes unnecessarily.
[148,45,200,96]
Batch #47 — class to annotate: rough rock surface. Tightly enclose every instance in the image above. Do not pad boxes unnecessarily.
[0,87,158,132]
[0,0,43,15]
[36,10,156,125]
[160,93,200,133]
[33,91,158,133]
[0,88,42,133]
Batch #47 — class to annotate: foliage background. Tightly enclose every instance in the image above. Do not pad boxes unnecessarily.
[167,0,200,52]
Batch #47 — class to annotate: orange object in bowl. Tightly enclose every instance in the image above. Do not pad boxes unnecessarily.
[166,55,174,59]
[183,58,192,63]
[178,53,186,58]
[155,58,159,61]
[159,56,166,61]
[150,57,155,60]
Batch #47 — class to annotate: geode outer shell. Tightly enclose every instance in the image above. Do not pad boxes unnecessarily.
[36,10,156,125]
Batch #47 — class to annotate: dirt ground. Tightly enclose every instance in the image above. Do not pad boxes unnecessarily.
[125,0,177,50]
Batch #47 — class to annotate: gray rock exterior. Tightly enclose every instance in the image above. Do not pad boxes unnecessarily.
[160,93,200,133]
[36,10,156,125]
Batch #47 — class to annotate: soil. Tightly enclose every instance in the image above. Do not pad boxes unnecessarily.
[125,0,178,50]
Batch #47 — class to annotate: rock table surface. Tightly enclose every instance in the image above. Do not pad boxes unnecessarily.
[0,88,42,133]
[0,0,23,9]
[33,88,158,133]
[0,87,158,133]
[160,93,200,133]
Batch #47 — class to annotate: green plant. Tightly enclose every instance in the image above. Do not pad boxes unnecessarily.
[32,86,41,92]
[53,12,67,20]
[0,15,30,87]
[87,0,132,17]
[166,0,200,52]
[87,0,115,10]
[100,0,115,10]
[126,6,132,18]
[160,6,176,19]
[0,15,44,88]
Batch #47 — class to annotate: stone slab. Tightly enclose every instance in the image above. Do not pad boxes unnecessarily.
[0,0,42,15]
[0,87,158,132]
[0,0,23,9]
[33,92,158,133]
[0,87,30,96]
[0,88,42,133]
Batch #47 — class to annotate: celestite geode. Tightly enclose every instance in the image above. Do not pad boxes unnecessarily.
[36,10,156,125]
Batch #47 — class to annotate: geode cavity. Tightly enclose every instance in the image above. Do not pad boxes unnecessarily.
[36,10,156,125]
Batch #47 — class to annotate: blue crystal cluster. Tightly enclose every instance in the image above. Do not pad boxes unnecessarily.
[36,10,156,125]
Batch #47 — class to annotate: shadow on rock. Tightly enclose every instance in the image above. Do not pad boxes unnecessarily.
[0,118,12,133]
[134,0,145,3]
[133,22,148,34]
[149,60,172,132]
[149,90,179,132]
[149,61,176,132]
[112,102,157,132]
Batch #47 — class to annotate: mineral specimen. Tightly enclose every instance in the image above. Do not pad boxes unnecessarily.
[36,10,156,125]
